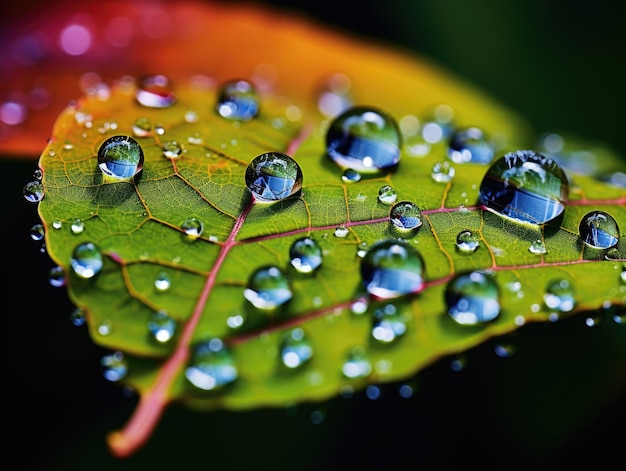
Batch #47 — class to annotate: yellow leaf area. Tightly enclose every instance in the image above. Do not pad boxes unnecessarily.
[32,0,626,459]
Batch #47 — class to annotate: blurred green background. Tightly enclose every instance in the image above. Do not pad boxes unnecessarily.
[2,0,626,469]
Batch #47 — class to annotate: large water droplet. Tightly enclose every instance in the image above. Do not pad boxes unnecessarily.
[23,181,44,202]
[326,106,401,174]
[70,242,103,279]
[478,150,569,225]
[147,310,177,343]
[371,304,408,343]
[135,74,176,108]
[101,351,128,382]
[245,152,303,203]
[448,126,494,164]
[181,217,203,239]
[342,346,371,379]
[389,201,422,232]
[216,79,259,121]
[543,279,575,312]
[244,266,292,310]
[579,210,620,249]
[378,185,397,205]
[446,271,500,325]
[289,237,322,273]
[280,328,313,369]
[360,239,425,299]
[456,230,479,254]
[97,135,144,181]
[185,338,238,390]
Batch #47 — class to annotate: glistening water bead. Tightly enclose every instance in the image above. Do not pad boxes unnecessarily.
[326,106,401,174]
[447,126,494,165]
[244,266,292,310]
[280,328,313,369]
[479,150,569,225]
[579,210,620,249]
[360,239,425,299]
[135,74,176,108]
[446,271,500,326]
[70,242,103,279]
[289,237,323,273]
[245,152,303,203]
[97,135,144,181]
[216,79,259,121]
[185,339,238,391]
[389,201,422,232]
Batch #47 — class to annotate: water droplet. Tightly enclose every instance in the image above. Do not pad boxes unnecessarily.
[494,343,515,358]
[351,298,368,314]
[280,328,313,369]
[528,239,547,255]
[326,106,401,174]
[154,271,171,291]
[448,126,494,164]
[456,230,479,254]
[543,279,575,312]
[162,140,183,159]
[244,266,292,310]
[98,319,112,335]
[478,150,569,225]
[245,152,303,203]
[398,383,415,398]
[97,135,144,181]
[70,307,86,327]
[371,304,408,343]
[70,242,103,279]
[289,237,322,273]
[187,132,203,145]
[185,338,238,390]
[181,217,203,239]
[135,74,176,108]
[216,79,259,121]
[360,239,425,299]
[377,185,397,205]
[342,346,371,379]
[23,181,44,202]
[132,117,152,137]
[32,169,42,181]
[431,161,455,182]
[70,218,84,235]
[579,210,620,249]
[147,310,177,343]
[389,201,422,232]
[101,351,128,382]
[52,219,62,230]
[48,265,65,287]
[446,271,500,325]
[341,168,362,183]
[185,110,199,123]
[366,385,381,400]
[334,226,349,237]
[29,223,44,241]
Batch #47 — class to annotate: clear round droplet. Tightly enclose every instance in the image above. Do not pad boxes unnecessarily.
[543,279,575,313]
[185,338,238,390]
[478,150,569,225]
[97,135,144,180]
[135,74,176,108]
[70,242,103,279]
[23,181,44,202]
[245,152,303,203]
[528,239,547,255]
[431,161,455,182]
[390,201,422,232]
[132,117,152,137]
[101,351,128,382]
[342,346,371,379]
[446,271,500,325]
[341,168,362,183]
[48,265,66,287]
[147,310,177,343]
[216,79,259,121]
[579,210,620,249]
[70,218,84,235]
[326,106,401,174]
[289,237,323,273]
[181,217,203,239]
[154,271,171,291]
[378,185,397,205]
[162,140,183,159]
[52,219,62,230]
[244,266,292,310]
[280,328,313,369]
[360,239,425,299]
[29,223,44,241]
[334,226,349,238]
[456,230,479,254]
[448,126,494,164]
[371,304,408,343]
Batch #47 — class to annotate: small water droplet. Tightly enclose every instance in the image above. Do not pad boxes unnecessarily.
[398,383,415,398]
[70,218,84,235]
[543,279,575,312]
[181,217,203,239]
[446,271,500,325]
[98,319,112,336]
[52,219,62,230]
[365,385,381,400]
[431,161,455,182]
[187,132,203,145]
[23,181,44,202]
[135,74,176,108]
[456,230,480,254]
[280,328,313,369]
[377,185,397,205]
[350,298,368,315]
[154,271,171,291]
[334,226,349,238]
[132,117,152,137]
[478,150,569,225]
[32,169,42,181]
[29,223,44,241]
[585,313,603,327]
[70,242,103,279]
[389,201,422,232]
[154,125,165,135]
[245,152,303,203]
[244,266,292,310]
[342,346,371,379]
[162,140,183,159]
[97,135,144,181]
[326,106,401,174]
[360,239,425,299]
[147,310,177,343]
[70,307,86,326]
[101,351,128,382]
[341,168,362,183]
[226,313,245,329]
[579,210,620,249]
[185,110,199,123]
[450,356,467,372]
[494,343,515,358]
[448,126,494,164]
[289,237,322,273]
[216,79,259,121]
[528,239,547,255]
[371,304,408,343]
[185,338,238,390]
[48,265,65,287]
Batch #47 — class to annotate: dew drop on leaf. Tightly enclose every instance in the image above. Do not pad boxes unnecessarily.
[29,223,44,241]
[215,79,259,121]
[70,218,84,235]
[280,328,313,369]
[431,161,455,183]
[326,106,401,174]
[333,226,349,238]
[98,319,112,336]
[579,210,620,249]
[289,237,322,274]
[448,126,495,165]
[23,180,44,202]
[445,271,500,325]
[185,338,238,391]
[245,152,303,203]
[154,271,171,292]
[543,279,576,313]
[243,266,292,310]
[377,185,397,205]
[52,219,62,230]
[455,230,480,254]
[147,310,177,343]
[478,150,569,225]
[162,140,183,159]
[341,346,372,379]
[101,351,128,382]
[70,242,103,279]
[528,239,547,255]
[389,201,422,232]
[181,217,203,239]
[48,265,65,287]
[135,74,176,108]
[371,304,407,343]
[132,117,152,137]
[360,239,425,299]
[341,168,361,183]
[97,135,144,181]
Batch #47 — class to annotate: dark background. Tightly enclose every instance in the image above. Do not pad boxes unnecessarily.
[2,1,626,469]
